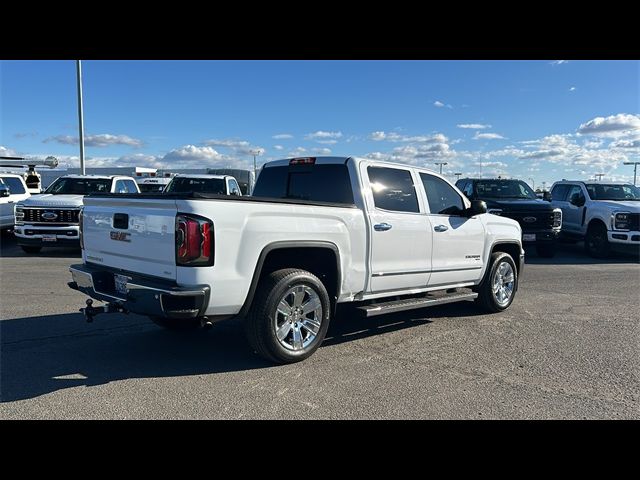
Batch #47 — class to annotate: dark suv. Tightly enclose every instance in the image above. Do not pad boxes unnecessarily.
[456,178,562,257]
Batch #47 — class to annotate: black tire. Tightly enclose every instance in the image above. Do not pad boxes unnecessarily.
[585,222,610,258]
[475,252,518,313]
[149,316,201,331]
[243,268,331,364]
[536,243,556,258]
[20,245,42,254]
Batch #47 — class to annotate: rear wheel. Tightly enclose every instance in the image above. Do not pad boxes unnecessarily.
[149,316,201,331]
[585,223,610,258]
[244,268,331,364]
[20,245,42,254]
[475,252,518,313]
[536,243,556,258]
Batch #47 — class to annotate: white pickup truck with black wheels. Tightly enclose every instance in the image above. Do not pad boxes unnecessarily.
[69,156,524,364]
[550,180,640,258]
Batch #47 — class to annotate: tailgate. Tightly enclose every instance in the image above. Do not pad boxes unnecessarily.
[82,197,178,280]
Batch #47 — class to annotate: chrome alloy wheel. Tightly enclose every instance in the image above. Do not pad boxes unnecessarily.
[274,285,323,351]
[492,261,515,307]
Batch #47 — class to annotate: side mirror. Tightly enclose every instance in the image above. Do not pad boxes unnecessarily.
[231,189,240,196]
[467,199,487,216]
[543,191,552,202]
[0,185,10,198]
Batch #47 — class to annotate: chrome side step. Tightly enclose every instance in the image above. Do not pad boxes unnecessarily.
[357,291,478,317]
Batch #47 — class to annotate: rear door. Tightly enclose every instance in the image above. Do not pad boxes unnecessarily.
[418,172,485,286]
[361,163,432,293]
[82,197,178,280]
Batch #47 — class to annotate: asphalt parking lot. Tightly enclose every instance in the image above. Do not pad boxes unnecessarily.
[1,232,638,419]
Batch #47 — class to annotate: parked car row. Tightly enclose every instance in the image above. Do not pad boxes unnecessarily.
[7,171,246,254]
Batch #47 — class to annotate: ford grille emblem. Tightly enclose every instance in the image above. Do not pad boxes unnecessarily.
[523,216,537,223]
[42,211,58,220]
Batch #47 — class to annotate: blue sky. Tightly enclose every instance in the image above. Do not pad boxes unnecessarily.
[1,60,638,188]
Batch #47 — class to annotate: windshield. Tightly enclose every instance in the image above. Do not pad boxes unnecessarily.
[165,177,227,194]
[585,184,640,201]
[44,177,112,195]
[474,179,537,199]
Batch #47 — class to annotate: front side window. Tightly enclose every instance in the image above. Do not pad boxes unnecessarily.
[0,177,26,194]
[228,178,240,194]
[367,167,419,213]
[123,180,139,193]
[114,180,128,194]
[420,173,465,215]
[566,185,585,205]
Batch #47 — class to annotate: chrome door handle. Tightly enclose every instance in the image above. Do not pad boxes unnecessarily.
[374,223,392,231]
[434,225,448,232]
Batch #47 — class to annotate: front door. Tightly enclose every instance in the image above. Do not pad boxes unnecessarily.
[362,164,432,293]
[418,173,485,286]
[562,184,586,233]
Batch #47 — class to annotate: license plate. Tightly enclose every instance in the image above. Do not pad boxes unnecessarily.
[42,234,57,242]
[523,233,536,242]
[114,274,129,296]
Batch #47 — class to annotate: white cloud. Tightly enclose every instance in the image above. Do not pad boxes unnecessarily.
[203,139,250,148]
[368,131,448,143]
[163,145,225,163]
[312,147,332,154]
[569,86,576,92]
[272,133,293,140]
[473,132,506,140]
[43,133,144,148]
[288,147,307,156]
[0,145,18,156]
[304,131,343,141]
[457,123,492,129]
[610,138,640,149]
[577,113,640,138]
[316,139,338,145]
[434,101,445,108]
[550,60,568,65]
[273,145,284,151]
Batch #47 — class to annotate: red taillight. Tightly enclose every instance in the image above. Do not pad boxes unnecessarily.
[289,157,316,165]
[176,214,214,266]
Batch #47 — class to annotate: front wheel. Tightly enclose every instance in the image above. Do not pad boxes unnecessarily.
[536,243,556,258]
[475,252,518,313]
[244,268,331,364]
[585,223,610,258]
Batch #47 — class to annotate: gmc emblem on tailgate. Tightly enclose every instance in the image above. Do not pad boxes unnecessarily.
[110,231,131,242]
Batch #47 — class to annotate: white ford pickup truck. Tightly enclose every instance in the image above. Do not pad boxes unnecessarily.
[69,156,524,363]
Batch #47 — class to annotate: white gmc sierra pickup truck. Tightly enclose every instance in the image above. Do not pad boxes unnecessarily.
[69,156,524,363]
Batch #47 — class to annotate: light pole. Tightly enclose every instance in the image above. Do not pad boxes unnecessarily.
[434,162,448,175]
[623,161,640,185]
[249,149,262,178]
[454,172,462,182]
[595,173,605,182]
[528,177,535,190]
[542,181,547,191]
[76,60,86,175]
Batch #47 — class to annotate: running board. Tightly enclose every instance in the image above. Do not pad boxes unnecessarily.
[357,291,478,317]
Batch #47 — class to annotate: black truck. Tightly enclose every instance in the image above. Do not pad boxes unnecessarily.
[456,178,562,257]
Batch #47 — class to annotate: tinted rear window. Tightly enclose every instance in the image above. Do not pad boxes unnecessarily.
[253,164,354,204]
[165,177,227,194]
[0,177,26,194]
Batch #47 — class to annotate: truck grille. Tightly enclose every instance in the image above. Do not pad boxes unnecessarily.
[505,211,555,230]
[22,208,80,225]
[629,213,640,231]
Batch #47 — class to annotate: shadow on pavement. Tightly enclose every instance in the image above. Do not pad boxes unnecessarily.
[523,242,640,265]
[0,300,481,403]
[0,231,81,258]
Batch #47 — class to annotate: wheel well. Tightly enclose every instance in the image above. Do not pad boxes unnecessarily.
[587,218,607,232]
[259,247,339,301]
[491,243,522,274]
